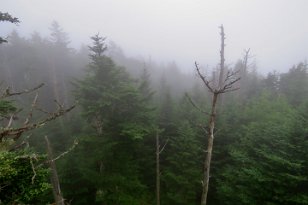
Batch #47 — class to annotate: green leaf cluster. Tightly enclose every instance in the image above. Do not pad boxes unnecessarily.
[0,149,50,204]
[215,93,308,205]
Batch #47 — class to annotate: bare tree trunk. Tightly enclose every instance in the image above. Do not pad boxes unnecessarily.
[217,25,226,110]
[238,48,251,99]
[201,26,225,205]
[196,25,240,205]
[218,25,225,89]
[49,58,61,104]
[45,136,65,205]
[156,130,168,205]
[200,93,218,205]
[156,131,160,205]
[242,48,250,78]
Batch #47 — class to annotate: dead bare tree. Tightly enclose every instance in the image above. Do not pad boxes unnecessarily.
[156,129,168,205]
[195,25,240,205]
[0,84,75,142]
[218,25,226,90]
[0,84,75,204]
[242,48,251,77]
[44,136,77,205]
[45,136,65,205]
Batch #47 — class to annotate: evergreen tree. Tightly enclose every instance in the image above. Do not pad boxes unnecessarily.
[0,11,19,44]
[216,93,308,205]
[63,34,155,204]
[279,63,308,106]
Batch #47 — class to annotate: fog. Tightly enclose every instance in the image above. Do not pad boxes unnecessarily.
[1,2,308,204]
[1,0,308,73]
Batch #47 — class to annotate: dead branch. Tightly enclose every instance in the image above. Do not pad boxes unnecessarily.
[9,134,31,151]
[195,62,214,93]
[219,77,241,93]
[218,87,240,94]
[0,83,44,99]
[0,105,75,141]
[200,125,208,135]
[4,108,22,128]
[35,106,52,115]
[30,154,38,184]
[159,138,169,154]
[224,69,240,82]
[24,93,39,125]
[185,93,209,115]
[54,100,64,109]
[6,115,14,129]
[35,139,78,169]
[195,62,240,95]
[49,139,78,162]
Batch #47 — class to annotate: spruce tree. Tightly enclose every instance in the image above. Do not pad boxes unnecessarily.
[64,34,155,204]
[216,93,308,205]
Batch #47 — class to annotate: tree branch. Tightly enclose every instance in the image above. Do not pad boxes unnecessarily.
[0,105,75,141]
[195,62,214,93]
[185,93,209,115]
[30,154,38,184]
[0,83,44,99]
[49,139,78,162]
[159,138,169,154]
[24,93,39,125]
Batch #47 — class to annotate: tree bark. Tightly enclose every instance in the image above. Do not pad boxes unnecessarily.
[201,26,224,205]
[45,136,65,205]
[217,25,225,110]
[156,131,160,205]
[195,25,240,205]
[218,25,225,89]
[242,48,250,78]
[200,93,218,205]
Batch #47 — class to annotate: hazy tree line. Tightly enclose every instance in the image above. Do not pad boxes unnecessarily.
[0,20,307,205]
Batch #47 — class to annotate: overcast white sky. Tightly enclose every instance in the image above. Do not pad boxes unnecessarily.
[1,0,308,74]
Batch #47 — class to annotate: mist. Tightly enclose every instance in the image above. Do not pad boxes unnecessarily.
[2,0,308,74]
[1,1,308,205]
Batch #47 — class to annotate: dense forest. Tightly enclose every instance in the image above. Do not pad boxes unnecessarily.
[0,15,307,205]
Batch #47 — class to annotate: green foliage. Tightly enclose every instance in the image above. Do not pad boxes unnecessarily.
[163,120,202,205]
[1,19,307,204]
[215,93,308,205]
[0,149,51,204]
[0,100,17,117]
[279,62,308,106]
[0,11,19,44]
[154,94,205,205]
[63,34,156,204]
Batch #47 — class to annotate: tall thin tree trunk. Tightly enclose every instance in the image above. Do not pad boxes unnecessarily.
[200,25,225,205]
[218,25,225,89]
[194,24,240,205]
[156,131,160,205]
[242,48,250,79]
[45,136,65,205]
[49,58,61,104]
[217,25,225,110]
[200,93,218,205]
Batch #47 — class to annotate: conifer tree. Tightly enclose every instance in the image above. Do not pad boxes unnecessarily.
[0,11,19,44]
[216,93,308,205]
[66,34,155,204]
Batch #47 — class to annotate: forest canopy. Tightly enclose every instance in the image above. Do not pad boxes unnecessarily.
[0,15,307,205]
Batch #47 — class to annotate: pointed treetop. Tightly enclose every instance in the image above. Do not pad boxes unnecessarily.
[88,33,107,59]
[49,21,70,46]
